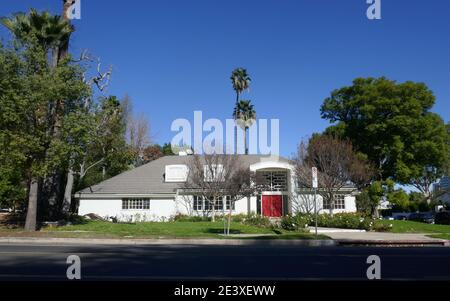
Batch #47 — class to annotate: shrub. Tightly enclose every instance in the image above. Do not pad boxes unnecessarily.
[231,213,248,223]
[314,212,372,230]
[372,222,393,232]
[66,214,88,225]
[281,214,312,231]
[242,213,271,228]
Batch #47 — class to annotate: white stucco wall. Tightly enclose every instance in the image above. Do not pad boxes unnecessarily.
[291,194,357,214]
[174,195,255,217]
[78,198,177,222]
[79,193,357,222]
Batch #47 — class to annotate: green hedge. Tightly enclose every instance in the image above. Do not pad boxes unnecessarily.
[281,212,378,231]
[316,213,371,230]
[280,214,313,231]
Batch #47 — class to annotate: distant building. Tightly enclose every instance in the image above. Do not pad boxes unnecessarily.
[434,176,450,204]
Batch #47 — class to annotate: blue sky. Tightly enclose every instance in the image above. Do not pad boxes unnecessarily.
[1,0,449,158]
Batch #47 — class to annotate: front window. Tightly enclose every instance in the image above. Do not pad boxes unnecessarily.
[334,194,345,209]
[122,198,150,210]
[323,195,346,210]
[193,195,234,211]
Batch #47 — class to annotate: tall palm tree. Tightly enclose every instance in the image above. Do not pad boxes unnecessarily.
[233,100,256,155]
[230,68,251,103]
[1,8,73,68]
[230,68,251,153]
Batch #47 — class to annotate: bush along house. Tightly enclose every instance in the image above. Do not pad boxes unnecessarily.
[76,154,358,222]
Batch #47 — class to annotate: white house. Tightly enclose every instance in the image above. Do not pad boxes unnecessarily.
[76,154,358,222]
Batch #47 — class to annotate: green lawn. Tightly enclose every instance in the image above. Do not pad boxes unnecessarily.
[376,220,450,234]
[426,233,450,240]
[44,220,272,238]
[14,220,325,239]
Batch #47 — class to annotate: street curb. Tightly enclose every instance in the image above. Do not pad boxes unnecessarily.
[336,239,450,247]
[0,237,337,247]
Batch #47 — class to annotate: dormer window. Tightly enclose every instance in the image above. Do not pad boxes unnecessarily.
[165,165,189,182]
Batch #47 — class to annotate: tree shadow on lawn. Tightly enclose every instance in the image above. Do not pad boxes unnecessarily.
[204,228,281,235]
[205,228,244,234]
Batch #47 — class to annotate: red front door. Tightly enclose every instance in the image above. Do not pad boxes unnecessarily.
[262,195,282,217]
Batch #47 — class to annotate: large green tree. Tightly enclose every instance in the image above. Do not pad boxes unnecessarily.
[321,77,449,202]
[0,46,30,211]
[2,8,75,217]
[0,41,88,230]
[73,97,133,196]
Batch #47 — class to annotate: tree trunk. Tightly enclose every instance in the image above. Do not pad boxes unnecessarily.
[42,1,73,218]
[328,195,334,216]
[223,206,226,235]
[211,200,215,222]
[234,92,239,154]
[51,47,59,69]
[24,177,39,231]
[62,168,75,214]
[244,126,248,155]
[227,205,233,235]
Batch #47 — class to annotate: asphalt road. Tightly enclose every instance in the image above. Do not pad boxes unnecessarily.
[0,243,449,281]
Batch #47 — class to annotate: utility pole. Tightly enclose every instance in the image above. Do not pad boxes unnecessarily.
[312,167,318,237]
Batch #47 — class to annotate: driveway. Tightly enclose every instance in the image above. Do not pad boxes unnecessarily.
[322,231,442,241]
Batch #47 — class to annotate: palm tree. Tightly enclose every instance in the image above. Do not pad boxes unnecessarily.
[233,100,256,155]
[1,8,73,68]
[230,68,251,103]
[230,68,251,153]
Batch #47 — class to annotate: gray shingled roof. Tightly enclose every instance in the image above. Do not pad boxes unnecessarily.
[76,155,291,197]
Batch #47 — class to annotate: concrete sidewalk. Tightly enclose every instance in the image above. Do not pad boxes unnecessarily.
[324,231,449,246]
[308,227,366,233]
[0,237,336,247]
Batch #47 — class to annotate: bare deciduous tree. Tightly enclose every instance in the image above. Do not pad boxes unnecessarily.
[224,168,267,235]
[294,135,373,215]
[184,154,241,222]
[128,113,150,162]
[122,95,151,166]
[290,193,316,214]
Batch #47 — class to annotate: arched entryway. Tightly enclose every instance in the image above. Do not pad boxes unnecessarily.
[255,169,290,217]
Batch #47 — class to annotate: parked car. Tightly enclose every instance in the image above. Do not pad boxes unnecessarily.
[408,212,435,224]
[393,213,409,220]
[435,211,450,225]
